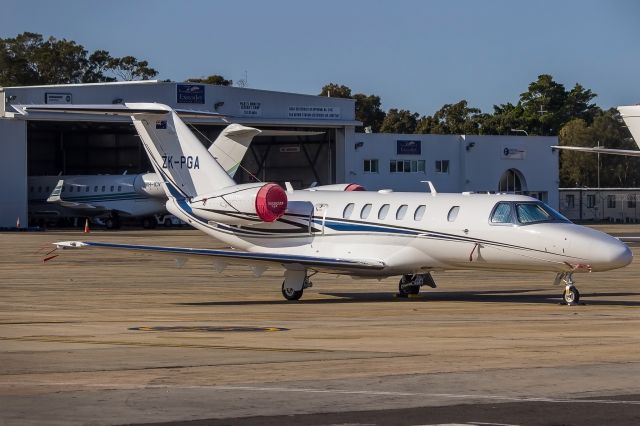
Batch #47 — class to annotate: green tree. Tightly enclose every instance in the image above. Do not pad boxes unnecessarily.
[415,100,486,134]
[353,93,386,132]
[319,83,352,98]
[559,110,640,187]
[0,32,158,86]
[186,74,233,86]
[107,56,157,81]
[380,109,419,133]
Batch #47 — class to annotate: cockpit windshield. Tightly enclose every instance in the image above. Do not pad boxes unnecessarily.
[490,201,570,225]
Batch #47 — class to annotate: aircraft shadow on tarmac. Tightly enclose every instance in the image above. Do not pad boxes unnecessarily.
[178,289,640,307]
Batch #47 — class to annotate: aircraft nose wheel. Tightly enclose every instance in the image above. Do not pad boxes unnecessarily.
[282,281,303,301]
[397,275,421,297]
[563,285,580,305]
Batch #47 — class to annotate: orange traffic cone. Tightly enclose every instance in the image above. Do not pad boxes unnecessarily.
[84,218,90,233]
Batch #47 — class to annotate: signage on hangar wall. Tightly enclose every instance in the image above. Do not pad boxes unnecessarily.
[288,106,340,119]
[397,140,421,155]
[45,93,72,104]
[239,101,262,116]
[177,84,205,104]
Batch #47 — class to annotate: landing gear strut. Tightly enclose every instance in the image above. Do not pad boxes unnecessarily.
[397,273,436,297]
[555,272,580,305]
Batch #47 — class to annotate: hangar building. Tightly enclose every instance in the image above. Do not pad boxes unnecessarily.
[0,81,558,228]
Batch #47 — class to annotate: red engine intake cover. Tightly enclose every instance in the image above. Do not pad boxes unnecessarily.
[255,183,288,222]
[345,183,366,191]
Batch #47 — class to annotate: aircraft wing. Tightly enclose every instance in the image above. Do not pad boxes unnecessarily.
[552,145,640,157]
[49,241,386,274]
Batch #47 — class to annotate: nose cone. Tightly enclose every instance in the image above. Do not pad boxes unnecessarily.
[590,237,633,271]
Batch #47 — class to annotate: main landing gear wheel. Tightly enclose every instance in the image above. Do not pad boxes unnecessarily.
[397,275,420,297]
[563,286,580,305]
[282,281,303,301]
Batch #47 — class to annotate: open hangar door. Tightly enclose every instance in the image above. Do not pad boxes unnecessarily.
[188,124,336,189]
[27,120,149,176]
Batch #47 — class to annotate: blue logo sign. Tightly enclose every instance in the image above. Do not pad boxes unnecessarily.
[397,140,421,155]
[177,84,205,104]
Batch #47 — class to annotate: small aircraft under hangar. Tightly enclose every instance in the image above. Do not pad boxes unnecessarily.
[33,103,632,305]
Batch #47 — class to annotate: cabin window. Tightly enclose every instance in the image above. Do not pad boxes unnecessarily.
[85,186,90,192]
[516,203,551,224]
[447,206,460,222]
[37,186,42,193]
[396,204,408,220]
[343,203,355,219]
[45,186,50,193]
[117,185,122,192]
[29,186,34,193]
[101,185,106,192]
[110,185,114,192]
[490,202,513,224]
[360,204,372,219]
[61,186,65,193]
[414,205,426,221]
[94,186,98,192]
[69,186,73,193]
[378,204,390,220]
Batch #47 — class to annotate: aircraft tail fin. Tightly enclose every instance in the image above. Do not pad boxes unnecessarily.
[128,104,236,200]
[208,124,261,178]
[46,179,64,203]
[618,105,640,149]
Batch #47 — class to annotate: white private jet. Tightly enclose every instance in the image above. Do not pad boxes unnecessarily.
[38,103,632,304]
[28,172,166,227]
[552,105,640,156]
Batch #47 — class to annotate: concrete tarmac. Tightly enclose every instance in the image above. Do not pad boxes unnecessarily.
[1,226,639,425]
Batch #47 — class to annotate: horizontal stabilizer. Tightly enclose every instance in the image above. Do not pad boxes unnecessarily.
[13,103,225,119]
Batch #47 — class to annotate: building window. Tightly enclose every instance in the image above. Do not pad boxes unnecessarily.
[565,194,575,209]
[435,160,449,173]
[628,195,637,208]
[586,194,596,208]
[607,195,616,208]
[364,159,379,173]
[390,160,425,173]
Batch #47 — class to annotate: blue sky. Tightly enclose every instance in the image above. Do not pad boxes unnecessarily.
[2,0,639,115]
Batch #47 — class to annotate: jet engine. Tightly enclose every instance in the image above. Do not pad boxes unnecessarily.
[189,182,288,225]
[133,173,166,198]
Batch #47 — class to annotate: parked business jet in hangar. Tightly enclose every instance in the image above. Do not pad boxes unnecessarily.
[552,105,640,156]
[30,103,632,304]
[28,172,166,227]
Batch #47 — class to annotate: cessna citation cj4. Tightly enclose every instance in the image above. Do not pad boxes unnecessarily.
[34,103,633,304]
